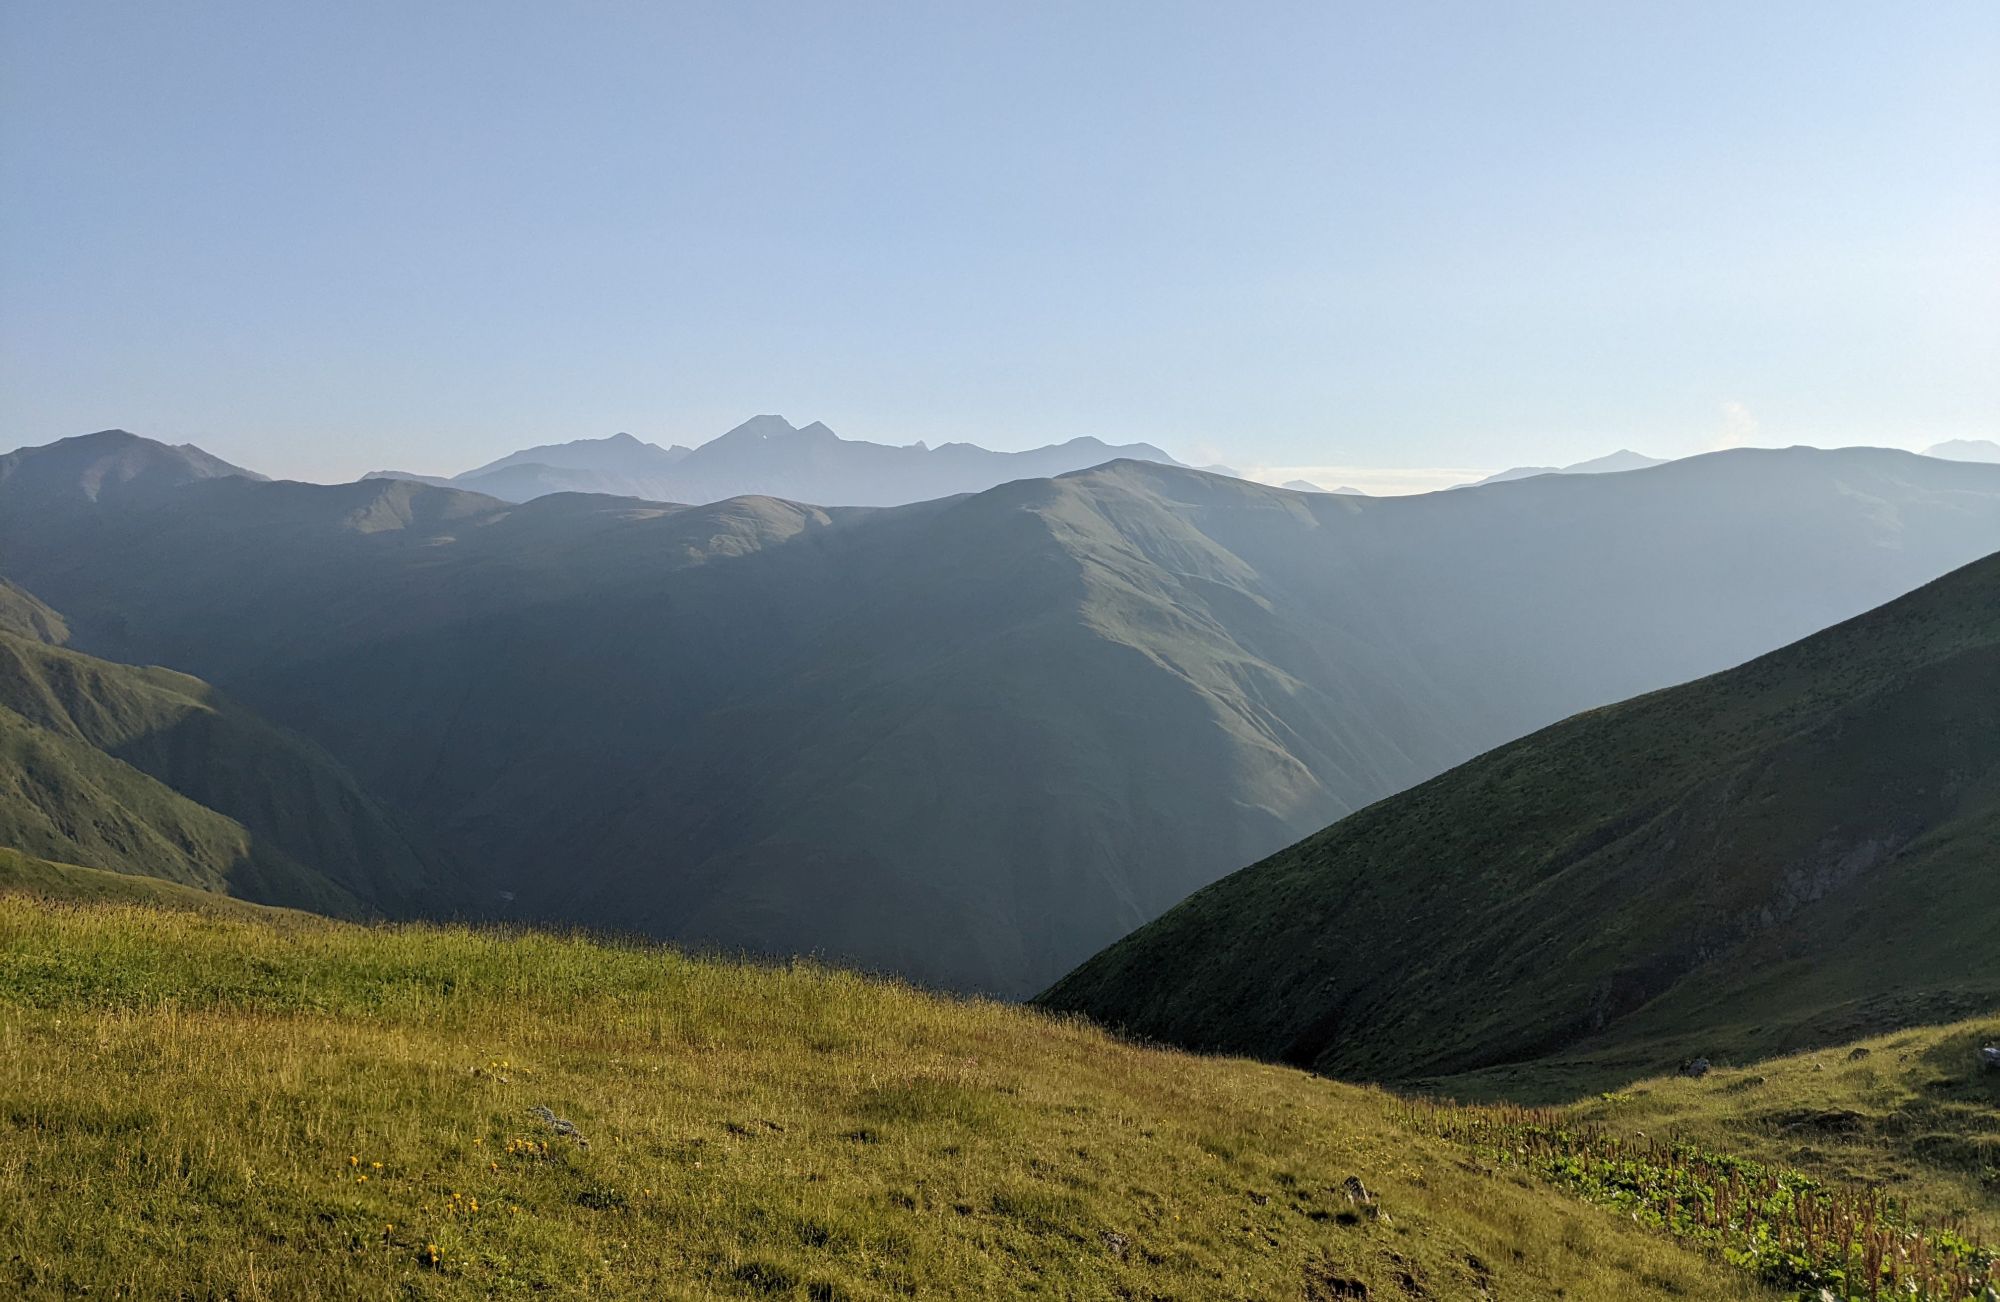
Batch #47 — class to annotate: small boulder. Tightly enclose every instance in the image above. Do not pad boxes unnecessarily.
[1980,1045,2000,1071]
[530,1105,590,1149]
[1680,1057,1711,1079]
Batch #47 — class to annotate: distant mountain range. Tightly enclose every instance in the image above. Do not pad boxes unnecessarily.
[1042,550,2000,1085]
[1459,448,1670,487]
[367,415,1204,507]
[6,430,2000,995]
[1460,442,2000,488]
[1925,438,2000,464]
[1280,479,1368,495]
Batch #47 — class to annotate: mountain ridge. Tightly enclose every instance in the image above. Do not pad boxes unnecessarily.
[7,433,2000,994]
[0,580,68,645]
[0,428,264,503]
[1459,447,1669,487]
[365,414,1196,507]
[1925,438,2000,464]
[0,629,453,915]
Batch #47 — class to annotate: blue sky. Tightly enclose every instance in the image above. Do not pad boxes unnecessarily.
[3,1,1995,489]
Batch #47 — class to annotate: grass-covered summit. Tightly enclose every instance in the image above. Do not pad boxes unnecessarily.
[1041,550,2000,1088]
[0,890,1777,1301]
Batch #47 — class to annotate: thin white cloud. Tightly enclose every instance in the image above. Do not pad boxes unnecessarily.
[1713,400,1761,451]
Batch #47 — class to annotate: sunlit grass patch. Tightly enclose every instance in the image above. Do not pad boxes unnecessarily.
[0,894,1776,1298]
[1405,1098,1998,1300]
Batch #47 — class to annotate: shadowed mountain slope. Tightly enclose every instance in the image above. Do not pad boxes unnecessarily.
[7,432,2000,993]
[1041,551,2000,1084]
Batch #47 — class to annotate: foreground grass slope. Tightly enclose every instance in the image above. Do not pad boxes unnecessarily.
[1042,551,2000,1085]
[0,895,1764,1300]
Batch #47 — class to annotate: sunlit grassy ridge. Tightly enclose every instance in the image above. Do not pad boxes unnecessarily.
[0,847,311,920]
[0,629,447,917]
[1566,1018,2000,1243]
[0,893,1767,1301]
[1408,1018,2000,1299]
[0,577,67,645]
[1407,1102,1997,1299]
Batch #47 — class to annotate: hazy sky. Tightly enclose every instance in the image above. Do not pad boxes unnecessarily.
[3,1,1995,488]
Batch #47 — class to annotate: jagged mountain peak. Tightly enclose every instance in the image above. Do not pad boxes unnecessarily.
[713,414,802,443]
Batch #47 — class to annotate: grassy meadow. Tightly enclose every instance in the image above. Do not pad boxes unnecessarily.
[0,889,1772,1301]
[1568,1020,2000,1243]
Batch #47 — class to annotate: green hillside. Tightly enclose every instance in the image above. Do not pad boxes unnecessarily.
[1041,551,2000,1086]
[0,580,67,645]
[1562,1015,2000,1243]
[0,845,310,920]
[8,432,2000,994]
[0,631,450,915]
[0,891,1781,1300]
